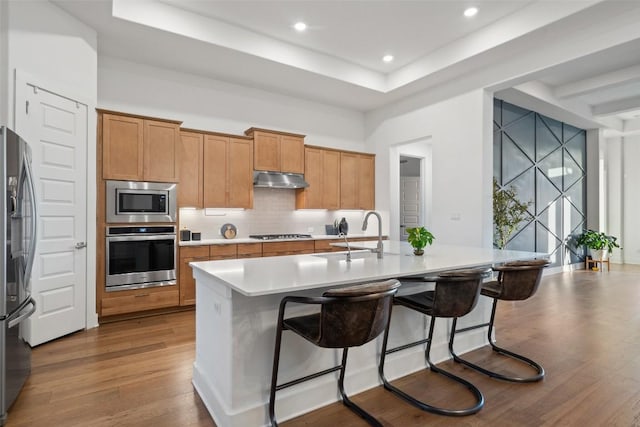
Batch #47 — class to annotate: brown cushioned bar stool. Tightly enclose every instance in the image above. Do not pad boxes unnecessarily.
[378,268,488,416]
[449,259,550,382]
[268,279,401,427]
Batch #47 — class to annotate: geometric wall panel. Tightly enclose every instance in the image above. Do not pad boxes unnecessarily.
[494,99,587,266]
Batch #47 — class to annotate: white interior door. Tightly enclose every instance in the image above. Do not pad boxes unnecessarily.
[15,84,87,346]
[400,177,420,240]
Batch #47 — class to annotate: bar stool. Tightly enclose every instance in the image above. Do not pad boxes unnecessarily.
[268,279,401,427]
[378,268,488,416]
[449,259,550,382]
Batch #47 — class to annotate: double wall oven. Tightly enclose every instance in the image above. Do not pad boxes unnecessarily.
[105,181,177,292]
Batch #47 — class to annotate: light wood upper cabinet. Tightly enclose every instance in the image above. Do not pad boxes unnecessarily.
[280,135,305,174]
[358,154,375,210]
[323,150,341,209]
[144,120,180,182]
[253,131,280,171]
[297,147,323,209]
[340,152,375,210]
[246,128,304,173]
[296,146,340,209]
[102,111,180,182]
[340,152,359,209]
[179,131,204,208]
[203,134,228,207]
[180,130,253,209]
[102,114,144,181]
[228,137,254,208]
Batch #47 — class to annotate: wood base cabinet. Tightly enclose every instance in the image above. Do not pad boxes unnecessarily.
[178,244,261,307]
[179,246,210,306]
[100,287,180,317]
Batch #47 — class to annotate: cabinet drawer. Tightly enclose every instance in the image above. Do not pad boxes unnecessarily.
[210,244,237,258]
[237,243,262,258]
[101,289,179,316]
[180,245,210,258]
[314,239,344,253]
[262,241,315,256]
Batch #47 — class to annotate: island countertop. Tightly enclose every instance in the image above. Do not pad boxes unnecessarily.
[189,241,547,297]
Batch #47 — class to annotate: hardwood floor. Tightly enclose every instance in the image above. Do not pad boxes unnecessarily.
[7,265,640,426]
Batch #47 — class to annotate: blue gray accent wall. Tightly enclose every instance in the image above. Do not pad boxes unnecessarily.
[494,99,586,266]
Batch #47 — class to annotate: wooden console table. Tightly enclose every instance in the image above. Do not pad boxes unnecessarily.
[586,256,610,271]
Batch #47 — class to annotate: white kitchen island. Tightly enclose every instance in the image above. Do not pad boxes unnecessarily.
[190,242,545,427]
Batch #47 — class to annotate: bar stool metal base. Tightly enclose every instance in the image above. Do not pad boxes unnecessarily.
[379,315,484,417]
[449,299,544,383]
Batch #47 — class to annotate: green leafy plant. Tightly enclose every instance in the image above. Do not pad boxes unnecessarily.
[406,226,435,255]
[576,229,620,254]
[493,178,531,249]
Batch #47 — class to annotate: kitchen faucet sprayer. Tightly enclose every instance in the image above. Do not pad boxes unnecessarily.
[339,232,352,262]
[362,211,384,259]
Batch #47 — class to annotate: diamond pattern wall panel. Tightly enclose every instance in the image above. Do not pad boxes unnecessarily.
[494,98,587,266]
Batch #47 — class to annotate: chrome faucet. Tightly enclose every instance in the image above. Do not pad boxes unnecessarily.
[362,211,383,259]
[339,232,351,262]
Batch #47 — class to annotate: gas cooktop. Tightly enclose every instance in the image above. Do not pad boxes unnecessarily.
[249,234,313,240]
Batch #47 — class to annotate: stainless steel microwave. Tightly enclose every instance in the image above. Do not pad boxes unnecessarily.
[106,180,177,223]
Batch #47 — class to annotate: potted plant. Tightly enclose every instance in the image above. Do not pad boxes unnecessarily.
[406,226,435,256]
[576,229,621,260]
[493,178,531,249]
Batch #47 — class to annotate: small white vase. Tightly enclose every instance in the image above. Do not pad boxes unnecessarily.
[589,248,609,260]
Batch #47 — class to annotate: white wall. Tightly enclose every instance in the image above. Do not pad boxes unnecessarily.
[98,56,365,152]
[605,136,623,263]
[618,135,640,264]
[0,1,8,126]
[365,89,493,247]
[5,0,98,327]
[98,56,379,234]
[605,134,640,265]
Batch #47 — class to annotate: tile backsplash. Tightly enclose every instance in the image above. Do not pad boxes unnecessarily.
[179,188,387,239]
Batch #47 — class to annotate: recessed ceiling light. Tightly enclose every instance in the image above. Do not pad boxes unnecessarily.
[382,55,394,63]
[464,7,478,17]
[294,22,307,32]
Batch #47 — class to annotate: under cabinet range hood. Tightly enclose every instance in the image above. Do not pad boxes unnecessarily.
[253,171,309,189]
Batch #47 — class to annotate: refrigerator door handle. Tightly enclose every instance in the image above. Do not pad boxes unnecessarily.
[7,297,36,329]
[22,150,38,290]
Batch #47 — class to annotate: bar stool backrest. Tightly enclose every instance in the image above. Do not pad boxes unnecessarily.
[318,279,401,348]
[432,270,486,318]
[494,259,550,301]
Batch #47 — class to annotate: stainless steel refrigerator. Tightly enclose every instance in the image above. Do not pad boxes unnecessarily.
[0,127,37,426]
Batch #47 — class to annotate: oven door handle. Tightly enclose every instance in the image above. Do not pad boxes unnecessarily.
[106,234,176,242]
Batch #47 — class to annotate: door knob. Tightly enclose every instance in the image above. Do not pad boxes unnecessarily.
[75,241,87,249]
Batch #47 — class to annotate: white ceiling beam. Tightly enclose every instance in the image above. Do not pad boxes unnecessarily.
[592,95,640,116]
[555,64,640,99]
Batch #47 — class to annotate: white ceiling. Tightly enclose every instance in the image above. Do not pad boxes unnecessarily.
[53,0,640,135]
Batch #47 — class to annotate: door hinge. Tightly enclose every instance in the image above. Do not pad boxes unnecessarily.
[25,100,29,115]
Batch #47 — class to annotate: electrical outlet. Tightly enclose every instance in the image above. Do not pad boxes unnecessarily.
[307,227,314,233]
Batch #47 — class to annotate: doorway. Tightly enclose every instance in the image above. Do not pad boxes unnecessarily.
[389,139,432,242]
[400,157,421,241]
